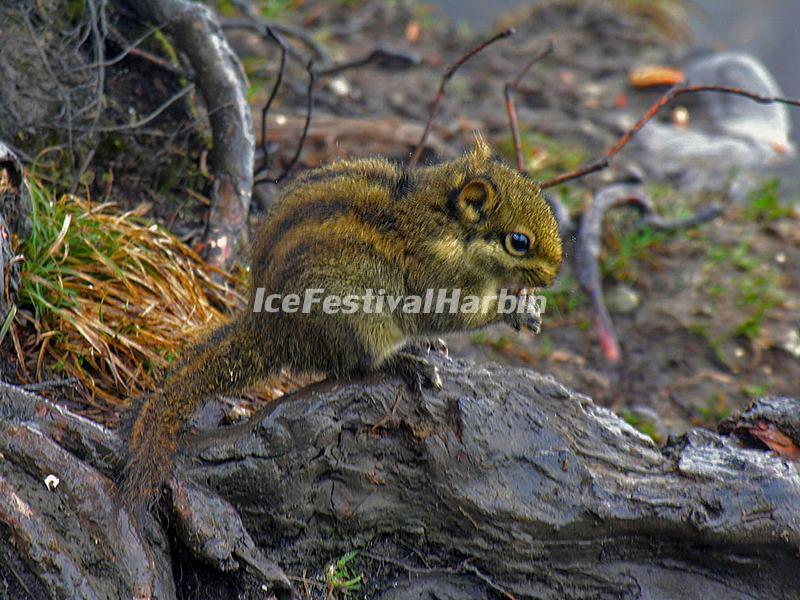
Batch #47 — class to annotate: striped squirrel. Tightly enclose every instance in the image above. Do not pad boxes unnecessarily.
[120,135,563,508]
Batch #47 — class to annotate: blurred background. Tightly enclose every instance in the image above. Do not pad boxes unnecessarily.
[432,0,800,185]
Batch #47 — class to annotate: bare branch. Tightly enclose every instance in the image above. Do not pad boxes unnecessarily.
[504,40,554,172]
[575,185,721,363]
[409,28,515,167]
[315,46,420,77]
[274,60,315,183]
[542,83,800,188]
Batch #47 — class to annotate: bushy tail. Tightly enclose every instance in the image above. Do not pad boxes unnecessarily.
[117,316,265,510]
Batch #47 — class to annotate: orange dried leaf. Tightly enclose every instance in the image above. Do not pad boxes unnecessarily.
[404,20,421,44]
[750,422,800,461]
[629,66,684,88]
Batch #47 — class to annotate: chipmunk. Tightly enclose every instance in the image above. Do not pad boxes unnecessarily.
[120,134,562,508]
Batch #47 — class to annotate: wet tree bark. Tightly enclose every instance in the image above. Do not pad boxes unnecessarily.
[0,142,29,323]
[1,356,799,599]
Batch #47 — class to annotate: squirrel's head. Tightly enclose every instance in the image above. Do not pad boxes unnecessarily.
[433,134,563,289]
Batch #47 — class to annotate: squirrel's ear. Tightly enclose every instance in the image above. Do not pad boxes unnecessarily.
[454,177,495,223]
[467,131,492,169]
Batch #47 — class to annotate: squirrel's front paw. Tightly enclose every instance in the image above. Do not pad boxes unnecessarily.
[383,351,443,391]
[504,294,544,334]
[404,337,449,357]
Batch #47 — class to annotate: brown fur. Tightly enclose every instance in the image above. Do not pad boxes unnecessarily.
[119,137,563,508]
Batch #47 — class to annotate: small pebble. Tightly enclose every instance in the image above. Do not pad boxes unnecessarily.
[672,105,689,127]
[605,284,640,314]
[783,329,800,358]
[329,77,351,97]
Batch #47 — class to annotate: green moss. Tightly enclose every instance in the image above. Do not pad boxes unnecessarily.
[620,408,662,443]
[471,332,514,352]
[696,393,733,422]
[742,178,794,222]
[686,322,729,367]
[706,240,758,272]
[63,0,87,25]
[689,256,786,348]
[537,334,553,358]
[601,226,670,283]
[733,270,785,340]
[152,29,180,68]
[741,383,770,399]
[498,129,587,183]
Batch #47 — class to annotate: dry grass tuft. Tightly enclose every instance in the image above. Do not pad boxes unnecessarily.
[11,180,248,424]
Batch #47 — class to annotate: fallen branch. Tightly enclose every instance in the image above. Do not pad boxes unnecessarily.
[574,184,721,362]
[314,46,421,77]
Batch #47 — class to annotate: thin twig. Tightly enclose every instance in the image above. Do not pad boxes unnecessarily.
[23,10,75,177]
[221,7,306,179]
[274,60,315,183]
[409,28,515,167]
[89,85,194,132]
[67,27,158,72]
[220,18,308,66]
[126,46,188,78]
[504,40,554,172]
[68,0,107,193]
[255,26,289,174]
[542,83,800,189]
[267,21,328,64]
[229,0,329,63]
[21,378,80,392]
[315,47,420,77]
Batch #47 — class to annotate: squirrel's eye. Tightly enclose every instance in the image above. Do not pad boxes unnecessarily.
[504,232,531,257]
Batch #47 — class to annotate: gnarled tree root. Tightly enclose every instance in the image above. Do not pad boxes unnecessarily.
[121,0,254,270]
